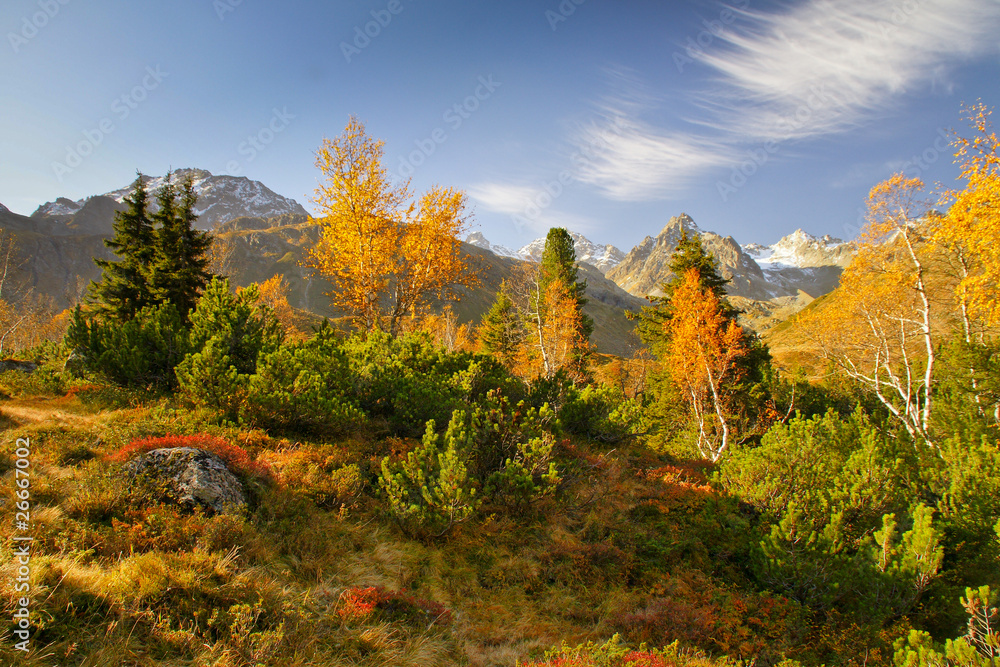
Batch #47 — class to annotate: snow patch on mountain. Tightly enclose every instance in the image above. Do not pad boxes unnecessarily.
[32,197,83,218]
[743,229,851,269]
[32,168,308,230]
[465,231,519,259]
[466,230,625,274]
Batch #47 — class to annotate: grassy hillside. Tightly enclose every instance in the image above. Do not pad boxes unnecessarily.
[0,375,786,667]
[213,218,646,356]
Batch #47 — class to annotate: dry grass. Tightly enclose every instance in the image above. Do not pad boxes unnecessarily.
[0,389,791,667]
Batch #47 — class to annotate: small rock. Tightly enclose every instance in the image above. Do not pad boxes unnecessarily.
[0,359,38,373]
[63,350,87,376]
[126,447,247,514]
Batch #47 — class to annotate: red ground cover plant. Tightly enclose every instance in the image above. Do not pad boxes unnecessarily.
[109,434,272,480]
[337,586,453,627]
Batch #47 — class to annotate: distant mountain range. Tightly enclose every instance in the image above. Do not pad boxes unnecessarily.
[29,168,307,234]
[2,169,856,351]
[466,230,626,274]
[470,214,856,331]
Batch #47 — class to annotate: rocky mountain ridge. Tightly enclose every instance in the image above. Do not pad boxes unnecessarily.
[471,214,856,332]
[30,168,308,234]
[466,230,626,275]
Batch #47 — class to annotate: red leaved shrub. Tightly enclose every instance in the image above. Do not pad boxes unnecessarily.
[337,586,452,627]
[109,434,272,480]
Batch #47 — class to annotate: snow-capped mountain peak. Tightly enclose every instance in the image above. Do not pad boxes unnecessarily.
[743,228,851,269]
[465,231,519,259]
[31,168,309,230]
[466,230,625,275]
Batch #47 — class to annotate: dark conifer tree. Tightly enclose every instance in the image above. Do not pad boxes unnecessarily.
[538,227,594,342]
[89,173,156,319]
[479,280,524,368]
[149,173,212,317]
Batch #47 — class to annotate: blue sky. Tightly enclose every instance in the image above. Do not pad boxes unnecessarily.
[3,0,999,251]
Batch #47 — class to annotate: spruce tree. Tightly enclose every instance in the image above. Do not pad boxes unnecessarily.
[89,173,155,319]
[148,173,212,317]
[479,280,524,368]
[538,228,594,342]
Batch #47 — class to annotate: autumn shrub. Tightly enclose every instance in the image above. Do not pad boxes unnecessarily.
[613,570,803,659]
[263,444,364,508]
[337,586,453,628]
[523,634,723,667]
[108,433,272,481]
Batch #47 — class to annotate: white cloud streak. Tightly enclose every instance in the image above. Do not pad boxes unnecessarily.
[571,0,1000,201]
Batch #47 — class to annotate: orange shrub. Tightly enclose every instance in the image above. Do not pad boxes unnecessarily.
[337,586,452,627]
[109,434,272,480]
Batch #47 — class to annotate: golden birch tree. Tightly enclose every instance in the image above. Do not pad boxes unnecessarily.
[806,175,941,446]
[309,117,476,336]
[935,103,1000,328]
[664,268,747,462]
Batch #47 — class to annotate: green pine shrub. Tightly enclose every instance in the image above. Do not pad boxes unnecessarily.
[66,302,189,389]
[242,323,364,435]
[176,277,282,419]
[379,411,481,537]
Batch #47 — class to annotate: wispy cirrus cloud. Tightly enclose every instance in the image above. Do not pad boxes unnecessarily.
[694,0,1000,141]
[467,182,598,236]
[570,0,1000,201]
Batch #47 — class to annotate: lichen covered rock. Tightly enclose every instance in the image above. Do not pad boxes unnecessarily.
[126,447,247,514]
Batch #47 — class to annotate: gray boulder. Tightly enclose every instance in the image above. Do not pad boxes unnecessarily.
[0,359,38,373]
[126,447,247,514]
[63,350,87,376]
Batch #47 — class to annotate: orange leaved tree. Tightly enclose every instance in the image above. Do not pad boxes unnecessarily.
[664,268,747,462]
[806,174,942,446]
[309,117,476,336]
[936,102,1000,329]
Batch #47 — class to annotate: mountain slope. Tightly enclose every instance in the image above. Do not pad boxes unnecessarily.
[31,168,308,234]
